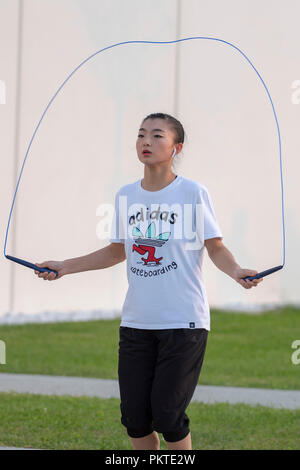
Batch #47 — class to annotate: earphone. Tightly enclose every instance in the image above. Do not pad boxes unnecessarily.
[172,148,176,158]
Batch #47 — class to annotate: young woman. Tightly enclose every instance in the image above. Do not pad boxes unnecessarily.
[34,112,263,451]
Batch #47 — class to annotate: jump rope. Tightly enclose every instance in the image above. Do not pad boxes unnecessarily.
[4,36,286,281]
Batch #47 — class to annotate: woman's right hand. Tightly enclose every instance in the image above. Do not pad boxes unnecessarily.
[34,260,67,281]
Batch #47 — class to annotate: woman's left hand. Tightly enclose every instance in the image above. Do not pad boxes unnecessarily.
[234,268,264,289]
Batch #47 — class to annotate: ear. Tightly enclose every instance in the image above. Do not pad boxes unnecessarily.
[175,143,183,154]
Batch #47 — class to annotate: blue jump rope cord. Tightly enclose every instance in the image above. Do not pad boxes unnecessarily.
[3,36,286,268]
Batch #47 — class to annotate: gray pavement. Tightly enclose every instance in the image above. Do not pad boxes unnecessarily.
[0,447,38,450]
[1,372,300,409]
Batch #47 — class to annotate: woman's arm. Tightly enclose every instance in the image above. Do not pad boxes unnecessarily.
[35,243,126,281]
[205,238,263,289]
[63,243,126,274]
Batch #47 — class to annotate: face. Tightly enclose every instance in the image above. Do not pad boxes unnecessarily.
[136,118,182,166]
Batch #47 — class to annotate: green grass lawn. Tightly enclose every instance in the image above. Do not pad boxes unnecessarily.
[0,392,299,450]
[0,307,299,450]
[0,306,299,389]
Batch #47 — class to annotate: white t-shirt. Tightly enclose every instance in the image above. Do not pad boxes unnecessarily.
[109,175,223,331]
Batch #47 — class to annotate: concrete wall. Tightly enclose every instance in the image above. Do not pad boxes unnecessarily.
[0,0,299,321]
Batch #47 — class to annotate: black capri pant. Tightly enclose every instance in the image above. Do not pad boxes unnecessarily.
[118,326,208,443]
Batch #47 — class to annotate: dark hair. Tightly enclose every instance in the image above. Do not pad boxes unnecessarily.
[142,112,185,145]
